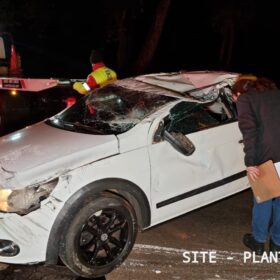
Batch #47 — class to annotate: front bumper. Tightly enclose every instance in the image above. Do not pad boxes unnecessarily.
[0,197,62,264]
[0,240,20,256]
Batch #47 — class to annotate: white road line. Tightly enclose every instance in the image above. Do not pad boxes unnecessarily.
[134,244,243,260]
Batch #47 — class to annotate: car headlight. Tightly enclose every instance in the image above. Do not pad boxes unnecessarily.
[0,178,58,215]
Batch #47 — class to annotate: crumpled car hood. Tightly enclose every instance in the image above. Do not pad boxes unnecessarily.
[0,122,119,189]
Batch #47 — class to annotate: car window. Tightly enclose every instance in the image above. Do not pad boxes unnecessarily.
[166,99,234,135]
[219,87,238,120]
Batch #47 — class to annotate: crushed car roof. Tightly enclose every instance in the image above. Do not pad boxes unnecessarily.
[116,71,239,103]
[0,71,240,103]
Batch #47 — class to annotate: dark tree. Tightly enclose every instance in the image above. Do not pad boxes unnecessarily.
[212,0,256,69]
[133,0,172,74]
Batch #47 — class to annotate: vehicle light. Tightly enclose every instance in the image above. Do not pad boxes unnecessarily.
[66,97,76,107]
[0,189,12,212]
[10,89,17,96]
[0,178,58,215]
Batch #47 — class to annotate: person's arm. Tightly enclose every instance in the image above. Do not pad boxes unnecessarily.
[237,94,261,181]
[73,72,99,95]
[236,93,259,169]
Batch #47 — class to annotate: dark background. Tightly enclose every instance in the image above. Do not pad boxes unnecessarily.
[1,0,280,81]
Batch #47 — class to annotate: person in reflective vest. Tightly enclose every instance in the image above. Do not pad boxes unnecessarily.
[73,50,117,95]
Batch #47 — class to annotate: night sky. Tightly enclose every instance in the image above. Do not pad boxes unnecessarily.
[1,0,280,82]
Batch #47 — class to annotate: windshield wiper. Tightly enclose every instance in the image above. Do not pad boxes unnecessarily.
[46,118,74,130]
[71,122,104,134]
[48,118,103,134]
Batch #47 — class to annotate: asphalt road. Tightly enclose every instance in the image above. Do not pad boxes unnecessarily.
[1,189,280,280]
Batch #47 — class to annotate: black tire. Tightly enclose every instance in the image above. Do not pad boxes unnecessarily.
[59,194,138,278]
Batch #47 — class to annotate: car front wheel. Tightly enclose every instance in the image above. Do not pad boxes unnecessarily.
[59,194,138,278]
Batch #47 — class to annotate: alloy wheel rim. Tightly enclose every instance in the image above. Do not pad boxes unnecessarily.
[78,208,129,267]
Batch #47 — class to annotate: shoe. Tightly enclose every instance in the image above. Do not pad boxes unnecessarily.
[243,233,265,255]
[269,239,280,254]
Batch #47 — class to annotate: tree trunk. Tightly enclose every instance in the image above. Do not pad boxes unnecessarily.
[133,0,171,74]
[219,20,235,69]
[116,10,129,77]
[225,20,235,67]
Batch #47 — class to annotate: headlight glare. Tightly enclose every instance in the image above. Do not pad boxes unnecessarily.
[0,189,12,212]
[0,178,58,214]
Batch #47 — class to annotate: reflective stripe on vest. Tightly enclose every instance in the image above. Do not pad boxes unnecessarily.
[88,66,117,87]
[83,82,91,91]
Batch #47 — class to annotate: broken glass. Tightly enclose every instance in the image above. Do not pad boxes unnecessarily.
[47,84,174,135]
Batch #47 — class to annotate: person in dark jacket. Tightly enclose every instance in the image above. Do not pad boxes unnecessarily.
[233,75,280,255]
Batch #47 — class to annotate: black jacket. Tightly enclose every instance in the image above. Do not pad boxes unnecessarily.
[237,90,280,166]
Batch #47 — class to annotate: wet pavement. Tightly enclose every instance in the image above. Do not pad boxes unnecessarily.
[1,189,280,280]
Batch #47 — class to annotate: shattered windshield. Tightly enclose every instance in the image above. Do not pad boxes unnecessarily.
[46,84,174,135]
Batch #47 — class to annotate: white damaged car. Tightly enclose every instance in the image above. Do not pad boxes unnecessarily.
[0,71,248,278]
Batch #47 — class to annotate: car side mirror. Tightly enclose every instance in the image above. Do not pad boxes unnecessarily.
[163,130,195,156]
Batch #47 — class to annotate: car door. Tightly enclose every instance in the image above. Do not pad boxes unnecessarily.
[148,97,248,225]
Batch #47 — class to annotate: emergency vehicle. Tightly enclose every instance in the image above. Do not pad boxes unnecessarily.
[0,77,80,136]
[0,33,80,135]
